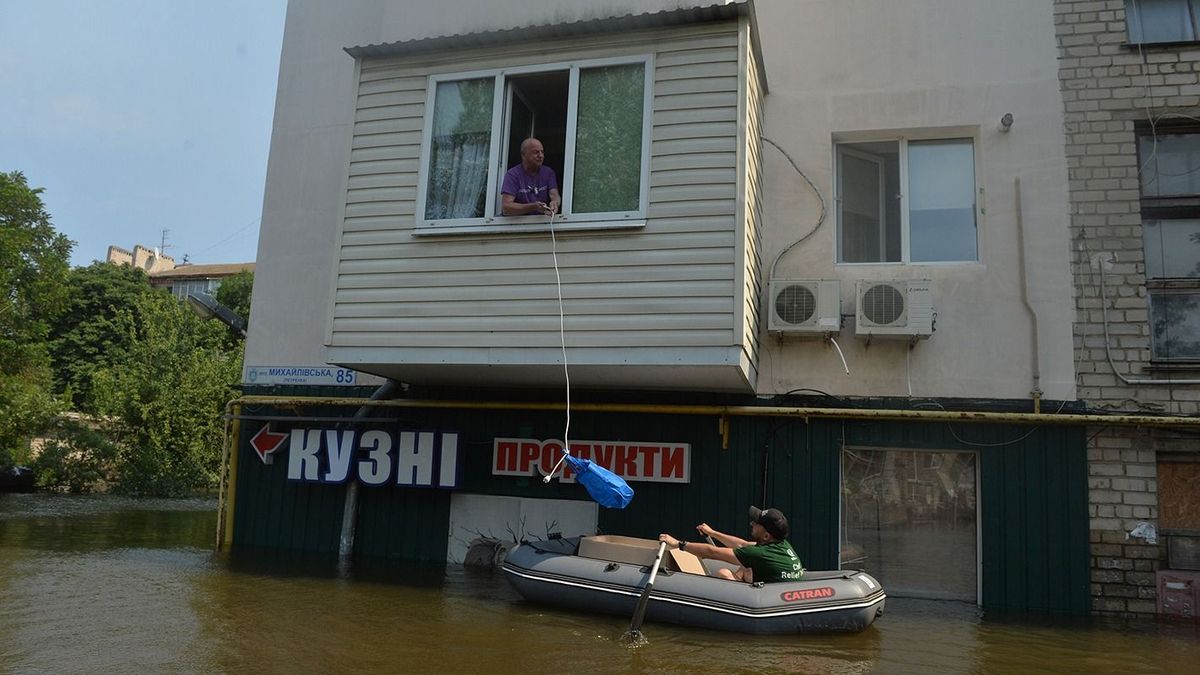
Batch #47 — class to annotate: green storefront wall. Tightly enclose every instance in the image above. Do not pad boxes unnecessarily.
[229,402,1089,614]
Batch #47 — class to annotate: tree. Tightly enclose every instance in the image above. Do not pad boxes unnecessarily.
[48,262,156,410]
[0,171,72,469]
[87,291,242,495]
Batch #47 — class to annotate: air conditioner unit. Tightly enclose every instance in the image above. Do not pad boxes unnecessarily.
[854,279,934,340]
[767,280,841,336]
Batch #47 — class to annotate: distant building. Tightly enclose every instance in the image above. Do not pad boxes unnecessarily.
[105,244,175,273]
[148,263,255,301]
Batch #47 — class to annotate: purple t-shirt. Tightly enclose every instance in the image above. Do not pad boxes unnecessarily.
[501,164,558,205]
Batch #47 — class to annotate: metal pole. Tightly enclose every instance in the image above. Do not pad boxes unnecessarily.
[337,380,400,576]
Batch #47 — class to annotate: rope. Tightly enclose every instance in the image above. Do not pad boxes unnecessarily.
[543,209,573,482]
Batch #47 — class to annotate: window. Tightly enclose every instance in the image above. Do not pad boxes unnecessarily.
[1126,0,1200,44]
[1139,129,1200,361]
[842,448,978,602]
[169,278,221,301]
[835,138,978,263]
[417,56,652,231]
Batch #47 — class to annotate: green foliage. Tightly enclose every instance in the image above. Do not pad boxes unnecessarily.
[0,358,61,471]
[48,262,156,409]
[30,419,119,493]
[88,291,242,496]
[2,171,243,495]
[214,269,254,326]
[0,171,74,353]
[0,171,72,469]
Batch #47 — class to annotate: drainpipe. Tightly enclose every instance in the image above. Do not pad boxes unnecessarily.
[1015,177,1044,412]
[337,379,401,575]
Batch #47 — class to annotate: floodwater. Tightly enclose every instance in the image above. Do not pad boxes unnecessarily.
[1,495,1197,674]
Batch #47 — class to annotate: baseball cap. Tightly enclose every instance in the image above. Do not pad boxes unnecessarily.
[748,505,789,540]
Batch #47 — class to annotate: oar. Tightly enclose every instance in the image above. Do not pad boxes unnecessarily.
[625,541,668,642]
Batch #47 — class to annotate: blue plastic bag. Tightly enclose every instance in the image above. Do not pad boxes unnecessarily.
[563,454,634,509]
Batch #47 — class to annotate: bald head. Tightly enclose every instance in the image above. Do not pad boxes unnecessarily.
[520,138,545,172]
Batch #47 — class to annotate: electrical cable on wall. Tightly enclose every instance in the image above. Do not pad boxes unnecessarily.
[760,136,850,377]
[762,137,827,281]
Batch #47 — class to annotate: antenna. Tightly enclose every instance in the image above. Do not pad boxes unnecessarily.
[159,229,172,256]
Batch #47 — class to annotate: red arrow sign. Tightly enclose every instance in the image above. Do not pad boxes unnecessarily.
[250,424,289,464]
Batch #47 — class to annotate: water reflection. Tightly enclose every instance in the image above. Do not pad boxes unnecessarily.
[2,495,1197,674]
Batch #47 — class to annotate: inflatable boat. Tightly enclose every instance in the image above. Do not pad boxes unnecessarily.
[502,535,885,634]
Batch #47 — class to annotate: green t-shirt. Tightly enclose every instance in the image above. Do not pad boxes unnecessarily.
[733,540,804,583]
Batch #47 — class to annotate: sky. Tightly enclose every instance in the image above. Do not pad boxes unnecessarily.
[0,1,288,268]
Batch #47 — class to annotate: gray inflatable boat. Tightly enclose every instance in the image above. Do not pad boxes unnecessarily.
[502,535,885,634]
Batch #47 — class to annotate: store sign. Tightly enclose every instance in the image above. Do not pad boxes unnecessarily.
[263,427,459,488]
[493,438,690,483]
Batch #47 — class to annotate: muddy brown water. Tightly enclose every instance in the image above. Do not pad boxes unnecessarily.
[1,494,1197,674]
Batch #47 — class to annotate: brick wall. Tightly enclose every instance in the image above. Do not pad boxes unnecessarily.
[1054,0,1200,616]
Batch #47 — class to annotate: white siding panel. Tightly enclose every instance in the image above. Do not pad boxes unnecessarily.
[332,22,747,375]
[336,279,734,304]
[740,29,765,373]
[355,104,425,123]
[338,247,731,274]
[348,159,420,176]
[349,144,420,162]
[354,117,425,136]
[337,264,733,289]
[652,137,736,157]
[356,76,426,95]
[330,330,734,349]
[341,230,735,259]
[654,107,737,126]
[655,76,738,97]
[650,168,736,187]
[343,201,415,218]
[346,173,418,191]
[334,296,731,318]
[345,186,418,204]
[334,314,733,336]
[655,91,738,111]
[647,199,736,218]
[356,89,427,109]
[653,152,736,171]
[352,130,423,149]
[653,121,739,142]
[655,61,739,81]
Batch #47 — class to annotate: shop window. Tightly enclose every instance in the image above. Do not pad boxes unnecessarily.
[1138,129,1200,362]
[836,138,978,263]
[1125,0,1200,44]
[841,448,978,601]
[418,56,650,230]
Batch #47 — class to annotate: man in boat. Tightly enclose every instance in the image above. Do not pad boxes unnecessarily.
[500,137,560,216]
[658,506,804,583]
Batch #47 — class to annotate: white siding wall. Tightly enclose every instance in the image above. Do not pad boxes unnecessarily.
[328,22,752,387]
[740,22,765,380]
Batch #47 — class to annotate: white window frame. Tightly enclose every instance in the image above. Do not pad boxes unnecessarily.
[414,54,654,236]
[833,133,981,266]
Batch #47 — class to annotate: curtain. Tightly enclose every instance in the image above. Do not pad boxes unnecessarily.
[425,79,494,220]
[572,64,645,214]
